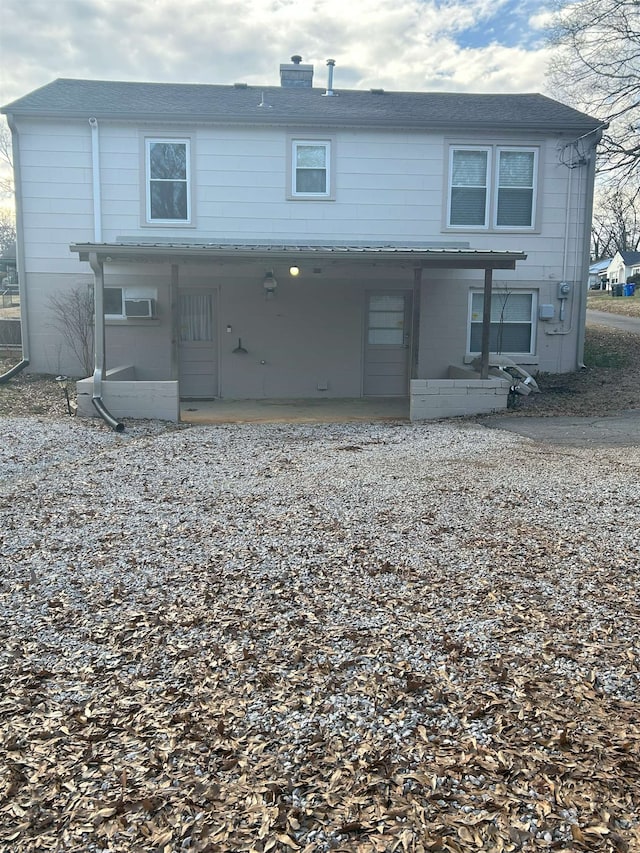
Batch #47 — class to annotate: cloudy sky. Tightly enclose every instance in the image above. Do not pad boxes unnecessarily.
[0,0,559,108]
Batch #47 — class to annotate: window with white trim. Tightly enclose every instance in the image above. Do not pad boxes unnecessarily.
[145,138,191,223]
[291,139,331,198]
[496,148,536,227]
[449,148,490,227]
[468,290,536,355]
[104,287,157,319]
[448,146,537,229]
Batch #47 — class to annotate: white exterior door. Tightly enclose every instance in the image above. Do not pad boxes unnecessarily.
[179,290,218,398]
[363,291,412,396]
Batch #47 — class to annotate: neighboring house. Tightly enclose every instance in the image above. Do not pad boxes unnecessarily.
[607,251,640,286]
[1,57,604,424]
[588,258,612,290]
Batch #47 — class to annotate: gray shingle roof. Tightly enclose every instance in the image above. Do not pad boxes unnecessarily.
[1,78,603,133]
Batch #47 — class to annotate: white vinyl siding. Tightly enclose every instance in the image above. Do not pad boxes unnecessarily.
[468,291,536,355]
[145,138,191,223]
[448,145,537,230]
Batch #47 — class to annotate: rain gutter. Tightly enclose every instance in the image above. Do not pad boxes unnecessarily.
[576,128,604,367]
[0,113,29,382]
[89,251,124,431]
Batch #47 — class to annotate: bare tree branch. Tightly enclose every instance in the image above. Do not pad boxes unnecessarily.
[547,0,640,182]
[48,287,95,377]
[591,181,640,259]
[0,121,14,199]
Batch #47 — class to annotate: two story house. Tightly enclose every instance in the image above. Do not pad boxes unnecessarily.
[1,57,603,425]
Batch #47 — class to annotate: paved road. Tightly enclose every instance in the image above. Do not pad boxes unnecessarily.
[481,309,640,447]
[482,411,640,447]
[586,309,640,332]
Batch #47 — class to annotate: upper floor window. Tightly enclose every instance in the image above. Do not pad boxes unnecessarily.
[449,148,490,227]
[289,139,333,199]
[145,138,191,223]
[448,146,538,230]
[496,149,536,227]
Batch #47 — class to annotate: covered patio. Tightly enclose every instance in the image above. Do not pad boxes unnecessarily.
[70,241,527,429]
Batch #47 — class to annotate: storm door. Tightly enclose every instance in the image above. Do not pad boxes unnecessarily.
[178,290,218,398]
[363,291,412,396]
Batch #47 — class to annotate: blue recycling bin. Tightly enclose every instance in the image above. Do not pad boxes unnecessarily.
[623,283,635,296]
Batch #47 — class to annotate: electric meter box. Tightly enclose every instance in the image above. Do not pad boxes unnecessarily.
[539,303,555,320]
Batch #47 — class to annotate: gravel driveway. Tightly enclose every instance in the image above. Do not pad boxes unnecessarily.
[2,416,639,852]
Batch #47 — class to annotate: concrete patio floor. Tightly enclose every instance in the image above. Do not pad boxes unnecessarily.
[180,397,410,424]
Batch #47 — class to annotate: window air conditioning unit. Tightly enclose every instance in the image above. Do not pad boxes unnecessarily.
[124,297,156,318]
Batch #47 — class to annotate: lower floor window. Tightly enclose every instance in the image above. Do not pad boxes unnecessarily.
[469,290,535,355]
[105,287,124,317]
[104,286,157,319]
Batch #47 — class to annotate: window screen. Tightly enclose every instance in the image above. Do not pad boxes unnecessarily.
[292,141,330,196]
[450,149,488,226]
[104,287,124,316]
[146,139,190,222]
[496,150,535,227]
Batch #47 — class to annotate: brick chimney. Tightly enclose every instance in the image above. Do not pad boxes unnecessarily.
[279,55,314,88]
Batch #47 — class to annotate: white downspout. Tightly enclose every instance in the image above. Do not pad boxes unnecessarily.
[576,133,602,366]
[87,122,123,430]
[89,251,123,431]
[89,117,102,243]
[0,113,30,380]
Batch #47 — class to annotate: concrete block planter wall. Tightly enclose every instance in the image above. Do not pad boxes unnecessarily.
[410,377,511,421]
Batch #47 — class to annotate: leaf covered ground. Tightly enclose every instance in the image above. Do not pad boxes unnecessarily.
[1,412,639,852]
[2,318,640,852]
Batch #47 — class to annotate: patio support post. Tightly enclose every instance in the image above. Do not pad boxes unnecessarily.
[170,263,179,380]
[411,267,422,378]
[89,253,106,382]
[480,267,493,379]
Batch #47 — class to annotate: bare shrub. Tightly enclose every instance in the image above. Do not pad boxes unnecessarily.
[48,286,94,376]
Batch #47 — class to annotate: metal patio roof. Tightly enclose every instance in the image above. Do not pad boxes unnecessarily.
[70,242,527,270]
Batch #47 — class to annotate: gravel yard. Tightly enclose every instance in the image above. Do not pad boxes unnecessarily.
[2,322,640,852]
[1,408,639,852]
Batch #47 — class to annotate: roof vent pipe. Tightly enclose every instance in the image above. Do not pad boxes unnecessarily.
[323,59,337,97]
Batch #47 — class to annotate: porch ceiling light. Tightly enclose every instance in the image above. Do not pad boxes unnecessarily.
[289,265,300,277]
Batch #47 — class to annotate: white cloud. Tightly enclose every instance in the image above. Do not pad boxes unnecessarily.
[0,0,559,106]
